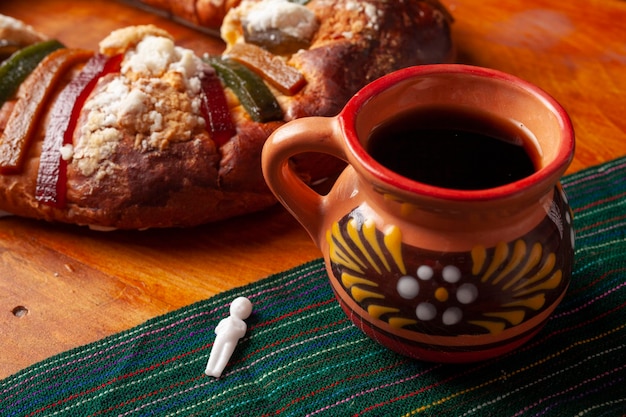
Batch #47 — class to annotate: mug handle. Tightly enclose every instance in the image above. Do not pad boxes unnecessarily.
[262,116,346,245]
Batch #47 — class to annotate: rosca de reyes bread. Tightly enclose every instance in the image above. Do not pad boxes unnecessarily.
[136,0,241,33]
[0,0,453,230]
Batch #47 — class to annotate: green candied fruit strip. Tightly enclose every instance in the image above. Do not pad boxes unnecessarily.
[0,39,65,107]
[204,55,283,123]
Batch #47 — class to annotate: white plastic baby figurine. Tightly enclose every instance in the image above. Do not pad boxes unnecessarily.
[204,296,253,378]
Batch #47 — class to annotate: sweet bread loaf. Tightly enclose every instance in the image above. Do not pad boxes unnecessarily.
[0,0,453,229]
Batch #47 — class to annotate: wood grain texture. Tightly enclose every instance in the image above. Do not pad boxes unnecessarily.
[0,0,625,378]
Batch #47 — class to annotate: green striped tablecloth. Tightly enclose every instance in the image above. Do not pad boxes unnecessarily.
[2,157,625,416]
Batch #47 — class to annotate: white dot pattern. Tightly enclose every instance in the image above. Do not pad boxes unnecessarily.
[442,265,461,283]
[397,276,420,299]
[456,283,479,304]
[416,303,437,321]
[396,264,480,326]
[442,307,463,325]
[417,265,433,280]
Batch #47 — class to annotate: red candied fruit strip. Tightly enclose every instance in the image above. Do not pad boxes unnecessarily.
[36,53,123,208]
[199,67,236,148]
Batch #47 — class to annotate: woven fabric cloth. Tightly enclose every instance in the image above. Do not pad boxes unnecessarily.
[2,157,626,417]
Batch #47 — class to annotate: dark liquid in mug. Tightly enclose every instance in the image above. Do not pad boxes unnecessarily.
[366,106,537,190]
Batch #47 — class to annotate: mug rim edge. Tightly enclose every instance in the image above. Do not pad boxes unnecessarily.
[340,64,575,202]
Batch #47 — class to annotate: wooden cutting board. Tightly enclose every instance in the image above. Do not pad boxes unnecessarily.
[0,0,625,378]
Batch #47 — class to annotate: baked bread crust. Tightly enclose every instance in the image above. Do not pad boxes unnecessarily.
[0,1,453,229]
[139,0,242,32]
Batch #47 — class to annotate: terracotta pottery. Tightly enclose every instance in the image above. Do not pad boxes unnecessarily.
[261,64,575,362]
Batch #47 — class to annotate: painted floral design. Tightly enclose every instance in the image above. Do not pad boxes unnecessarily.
[326,189,573,336]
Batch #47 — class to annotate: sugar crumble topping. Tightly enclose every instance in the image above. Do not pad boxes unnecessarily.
[243,0,318,41]
[221,0,319,47]
[72,27,206,179]
[0,14,47,46]
[345,1,380,28]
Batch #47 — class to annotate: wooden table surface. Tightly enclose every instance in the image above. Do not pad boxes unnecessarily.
[0,0,625,379]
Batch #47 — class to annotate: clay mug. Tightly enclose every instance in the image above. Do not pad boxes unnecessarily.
[261,64,575,362]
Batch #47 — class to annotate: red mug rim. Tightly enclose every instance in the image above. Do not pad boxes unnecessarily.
[340,64,575,202]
